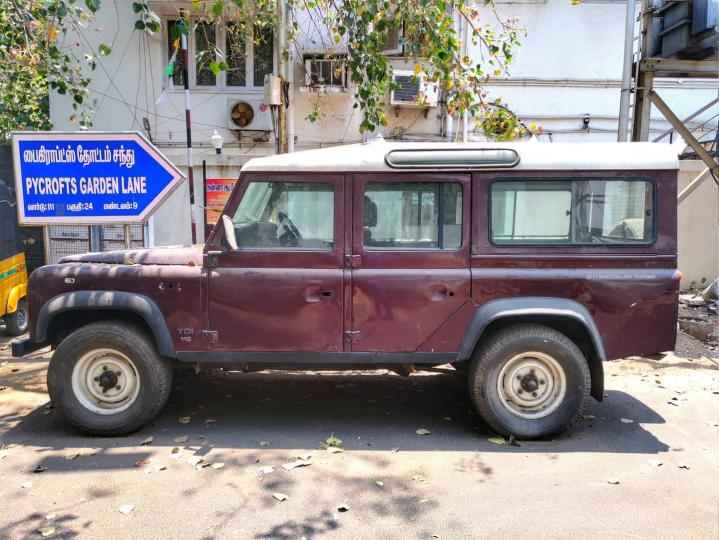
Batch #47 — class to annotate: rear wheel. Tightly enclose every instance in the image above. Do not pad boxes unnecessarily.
[468,324,590,439]
[47,321,172,436]
[4,298,28,336]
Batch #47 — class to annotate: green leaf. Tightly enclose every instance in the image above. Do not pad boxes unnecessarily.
[135,20,146,31]
[132,2,144,13]
[325,433,342,447]
[415,428,431,436]
[165,62,175,77]
[209,61,221,76]
[73,94,83,105]
[98,43,112,56]
[85,0,101,13]
[218,61,229,71]
[146,20,160,33]
[212,1,223,17]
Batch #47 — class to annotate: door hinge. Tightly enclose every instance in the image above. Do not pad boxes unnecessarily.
[202,330,218,344]
[345,254,361,268]
[344,330,361,344]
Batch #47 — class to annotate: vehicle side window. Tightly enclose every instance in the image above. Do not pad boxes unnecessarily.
[491,178,654,245]
[231,181,334,249]
[363,182,462,250]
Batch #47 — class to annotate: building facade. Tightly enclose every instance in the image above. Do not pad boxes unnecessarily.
[47,0,718,284]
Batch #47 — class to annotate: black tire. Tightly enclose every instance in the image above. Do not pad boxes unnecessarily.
[468,324,590,440]
[4,298,29,336]
[47,321,172,436]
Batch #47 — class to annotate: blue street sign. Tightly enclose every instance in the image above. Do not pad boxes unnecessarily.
[11,132,185,225]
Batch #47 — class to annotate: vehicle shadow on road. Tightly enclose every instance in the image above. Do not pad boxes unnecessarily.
[2,369,669,461]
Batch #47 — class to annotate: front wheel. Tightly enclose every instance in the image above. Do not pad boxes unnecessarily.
[47,321,172,436]
[468,324,590,439]
[4,298,29,336]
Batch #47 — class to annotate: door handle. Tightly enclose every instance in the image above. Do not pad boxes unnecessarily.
[303,285,332,303]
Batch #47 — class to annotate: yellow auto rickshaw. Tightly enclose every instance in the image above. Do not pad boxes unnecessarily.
[0,179,28,335]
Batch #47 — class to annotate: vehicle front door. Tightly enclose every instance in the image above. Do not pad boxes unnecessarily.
[206,174,344,352]
[350,174,472,352]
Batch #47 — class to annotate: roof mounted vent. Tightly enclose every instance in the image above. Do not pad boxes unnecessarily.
[385,148,520,169]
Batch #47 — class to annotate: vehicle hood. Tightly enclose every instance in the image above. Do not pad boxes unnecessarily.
[58,245,204,266]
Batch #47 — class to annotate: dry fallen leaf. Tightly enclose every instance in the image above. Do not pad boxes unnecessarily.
[487,436,505,445]
[178,416,192,424]
[0,451,8,460]
[119,505,135,515]
[620,418,634,424]
[38,526,55,537]
[647,459,663,467]
[212,462,225,470]
[186,456,204,467]
[282,459,312,471]
[173,436,189,443]
[134,459,150,468]
[326,447,344,454]
[204,419,217,426]
[272,493,288,502]
[21,481,32,489]
[259,441,271,447]
[32,465,47,473]
[390,447,400,453]
[607,478,620,485]
[260,466,275,474]
[416,428,431,436]
[139,436,153,446]
[375,480,384,487]
[154,464,167,472]
[337,504,349,512]
[677,462,690,470]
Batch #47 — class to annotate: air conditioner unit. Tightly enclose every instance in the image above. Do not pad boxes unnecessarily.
[226,98,272,132]
[304,56,347,88]
[390,70,438,108]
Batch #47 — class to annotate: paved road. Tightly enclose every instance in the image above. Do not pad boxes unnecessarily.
[0,334,717,540]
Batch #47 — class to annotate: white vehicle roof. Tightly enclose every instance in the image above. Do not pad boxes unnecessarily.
[242,141,679,172]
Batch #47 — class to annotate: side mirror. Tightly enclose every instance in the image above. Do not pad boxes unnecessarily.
[222,215,238,250]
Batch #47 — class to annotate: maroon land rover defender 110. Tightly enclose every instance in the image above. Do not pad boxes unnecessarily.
[12,142,680,439]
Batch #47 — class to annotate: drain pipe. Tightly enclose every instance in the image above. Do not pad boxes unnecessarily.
[617,0,636,141]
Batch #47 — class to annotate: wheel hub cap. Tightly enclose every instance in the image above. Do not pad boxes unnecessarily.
[71,349,140,415]
[497,352,567,420]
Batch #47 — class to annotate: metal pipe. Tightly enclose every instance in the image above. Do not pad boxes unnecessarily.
[618,0,636,142]
[285,2,295,152]
[180,11,197,244]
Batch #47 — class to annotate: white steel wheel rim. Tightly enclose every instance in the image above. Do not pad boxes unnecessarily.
[71,348,140,415]
[496,352,567,420]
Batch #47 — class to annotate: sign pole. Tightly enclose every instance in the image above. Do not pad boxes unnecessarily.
[180,10,197,244]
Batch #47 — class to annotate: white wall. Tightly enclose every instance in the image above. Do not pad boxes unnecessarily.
[49,0,719,246]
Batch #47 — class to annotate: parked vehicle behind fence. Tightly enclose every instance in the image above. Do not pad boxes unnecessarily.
[12,142,680,439]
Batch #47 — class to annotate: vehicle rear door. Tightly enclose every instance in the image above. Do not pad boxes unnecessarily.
[207,173,344,352]
[349,173,471,352]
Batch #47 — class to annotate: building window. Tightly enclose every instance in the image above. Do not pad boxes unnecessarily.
[166,20,274,90]
[363,182,463,250]
[490,178,654,245]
